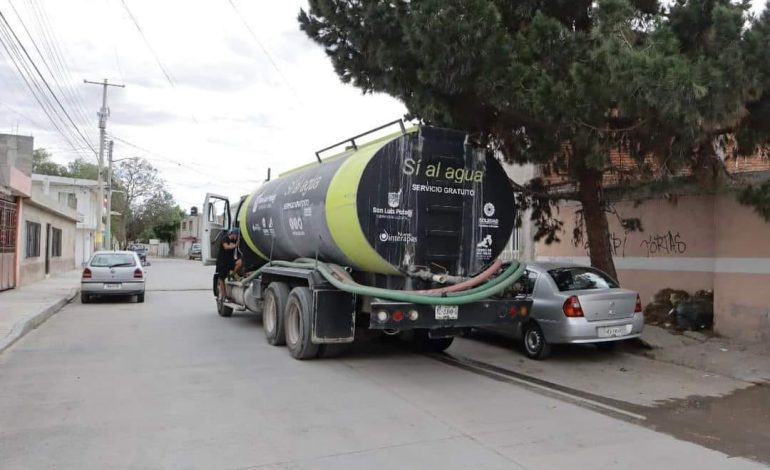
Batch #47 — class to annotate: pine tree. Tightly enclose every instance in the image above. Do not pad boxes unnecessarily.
[299,0,770,280]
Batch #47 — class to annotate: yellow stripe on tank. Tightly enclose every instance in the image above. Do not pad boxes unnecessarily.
[325,129,417,275]
[239,192,269,261]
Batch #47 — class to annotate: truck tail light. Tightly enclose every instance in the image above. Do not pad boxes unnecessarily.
[635,294,643,313]
[82,268,92,279]
[391,310,404,322]
[376,310,388,322]
[134,268,144,279]
[563,296,584,317]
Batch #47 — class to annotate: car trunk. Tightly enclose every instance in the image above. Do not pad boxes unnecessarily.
[90,265,139,283]
[573,289,637,322]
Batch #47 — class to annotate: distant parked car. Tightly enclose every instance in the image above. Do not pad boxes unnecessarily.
[482,263,644,359]
[128,244,148,265]
[188,243,202,260]
[81,251,146,303]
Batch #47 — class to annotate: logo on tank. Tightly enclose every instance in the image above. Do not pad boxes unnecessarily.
[387,189,402,208]
[373,188,413,220]
[476,234,493,259]
[378,230,417,243]
[479,202,499,228]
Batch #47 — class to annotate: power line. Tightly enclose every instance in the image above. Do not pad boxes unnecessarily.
[8,0,96,149]
[225,0,299,100]
[118,0,176,87]
[27,0,96,132]
[109,135,261,186]
[0,17,89,159]
[0,10,97,156]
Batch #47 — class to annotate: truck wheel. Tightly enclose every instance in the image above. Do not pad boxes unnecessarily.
[263,282,289,346]
[137,293,145,303]
[284,286,319,360]
[521,322,551,360]
[217,295,233,317]
[412,330,454,353]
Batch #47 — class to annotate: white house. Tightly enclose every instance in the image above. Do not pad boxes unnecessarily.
[31,174,100,266]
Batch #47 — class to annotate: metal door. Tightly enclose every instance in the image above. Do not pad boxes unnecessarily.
[45,223,51,275]
[0,197,17,291]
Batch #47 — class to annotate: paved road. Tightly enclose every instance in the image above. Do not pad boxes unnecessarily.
[0,258,766,469]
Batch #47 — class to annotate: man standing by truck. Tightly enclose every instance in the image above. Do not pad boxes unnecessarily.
[215,229,239,301]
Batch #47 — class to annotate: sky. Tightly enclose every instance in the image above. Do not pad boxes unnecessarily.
[0,0,767,211]
[0,0,407,210]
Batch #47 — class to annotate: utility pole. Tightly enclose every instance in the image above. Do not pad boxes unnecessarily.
[106,140,114,250]
[84,78,124,251]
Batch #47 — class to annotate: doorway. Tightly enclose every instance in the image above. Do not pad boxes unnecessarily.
[45,223,51,276]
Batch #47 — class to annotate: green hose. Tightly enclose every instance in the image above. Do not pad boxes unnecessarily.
[238,259,526,306]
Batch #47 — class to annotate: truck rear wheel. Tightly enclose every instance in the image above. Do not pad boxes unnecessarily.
[217,296,233,317]
[285,286,319,360]
[263,282,289,346]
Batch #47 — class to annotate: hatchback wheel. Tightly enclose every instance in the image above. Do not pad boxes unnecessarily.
[522,322,551,360]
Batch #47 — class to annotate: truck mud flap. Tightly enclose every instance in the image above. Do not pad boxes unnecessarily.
[312,290,356,344]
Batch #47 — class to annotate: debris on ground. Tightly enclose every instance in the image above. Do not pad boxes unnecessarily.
[644,288,714,333]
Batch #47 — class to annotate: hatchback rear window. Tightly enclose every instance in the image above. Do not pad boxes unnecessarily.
[91,254,136,267]
[548,267,618,292]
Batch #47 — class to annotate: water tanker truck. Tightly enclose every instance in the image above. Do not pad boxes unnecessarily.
[201,121,532,359]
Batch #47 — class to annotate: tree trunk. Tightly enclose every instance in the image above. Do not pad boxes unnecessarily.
[577,168,618,282]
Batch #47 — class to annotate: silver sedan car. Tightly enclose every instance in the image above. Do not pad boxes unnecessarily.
[81,251,146,303]
[484,262,644,359]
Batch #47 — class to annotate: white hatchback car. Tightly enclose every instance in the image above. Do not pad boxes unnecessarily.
[484,262,644,359]
[81,251,146,303]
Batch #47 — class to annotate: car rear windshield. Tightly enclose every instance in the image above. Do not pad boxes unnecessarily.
[548,267,619,292]
[91,253,136,267]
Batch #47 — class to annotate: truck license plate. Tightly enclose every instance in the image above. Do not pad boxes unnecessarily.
[104,283,122,290]
[598,325,630,338]
[435,305,459,320]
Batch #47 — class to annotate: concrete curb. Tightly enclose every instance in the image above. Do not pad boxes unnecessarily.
[0,287,79,354]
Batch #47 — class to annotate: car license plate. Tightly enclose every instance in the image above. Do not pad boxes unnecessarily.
[104,283,122,290]
[598,324,631,338]
[435,305,459,320]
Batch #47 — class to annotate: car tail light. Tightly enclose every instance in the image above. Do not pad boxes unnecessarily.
[82,268,92,279]
[563,295,584,317]
[133,268,143,279]
[635,294,643,313]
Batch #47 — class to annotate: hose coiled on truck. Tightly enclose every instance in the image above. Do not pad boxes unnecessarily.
[237,259,526,306]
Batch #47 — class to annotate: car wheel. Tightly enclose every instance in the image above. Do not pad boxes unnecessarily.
[137,293,145,303]
[284,287,319,360]
[412,330,454,353]
[263,282,289,346]
[522,322,551,360]
[596,341,617,351]
[81,292,91,304]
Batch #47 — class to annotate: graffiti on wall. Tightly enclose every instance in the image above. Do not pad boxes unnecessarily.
[639,231,688,257]
[580,230,689,258]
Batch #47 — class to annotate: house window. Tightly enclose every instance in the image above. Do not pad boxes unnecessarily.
[51,227,62,257]
[181,221,186,230]
[25,221,41,258]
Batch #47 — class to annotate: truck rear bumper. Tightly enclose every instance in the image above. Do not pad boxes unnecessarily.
[369,298,532,330]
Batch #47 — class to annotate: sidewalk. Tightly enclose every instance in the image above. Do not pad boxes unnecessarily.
[638,325,770,384]
[0,270,81,354]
